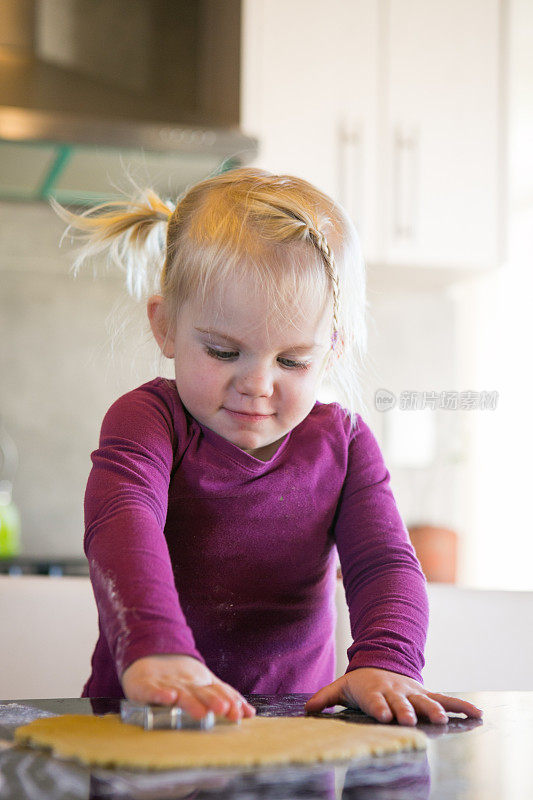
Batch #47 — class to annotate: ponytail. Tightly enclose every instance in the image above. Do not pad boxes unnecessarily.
[51,190,174,299]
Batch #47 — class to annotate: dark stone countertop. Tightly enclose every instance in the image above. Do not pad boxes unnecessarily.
[0,692,532,799]
[0,557,89,576]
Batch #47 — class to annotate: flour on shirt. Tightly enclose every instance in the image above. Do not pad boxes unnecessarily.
[90,560,132,675]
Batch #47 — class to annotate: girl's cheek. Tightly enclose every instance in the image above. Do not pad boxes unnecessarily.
[203,360,235,393]
[288,370,321,402]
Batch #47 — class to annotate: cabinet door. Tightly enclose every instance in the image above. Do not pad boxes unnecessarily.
[381,0,504,268]
[240,0,379,259]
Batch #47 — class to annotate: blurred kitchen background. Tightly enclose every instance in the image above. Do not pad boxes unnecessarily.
[0,0,531,591]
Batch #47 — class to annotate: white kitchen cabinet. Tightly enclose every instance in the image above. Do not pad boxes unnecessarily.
[240,0,381,261]
[241,0,506,271]
[335,580,533,690]
[380,0,505,269]
[0,576,98,699]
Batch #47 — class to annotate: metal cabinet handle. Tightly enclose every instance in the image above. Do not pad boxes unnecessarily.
[393,126,419,241]
[338,121,363,226]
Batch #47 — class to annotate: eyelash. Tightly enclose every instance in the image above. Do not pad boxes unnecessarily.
[205,347,311,371]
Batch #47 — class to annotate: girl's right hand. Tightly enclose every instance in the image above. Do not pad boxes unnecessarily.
[121,654,256,722]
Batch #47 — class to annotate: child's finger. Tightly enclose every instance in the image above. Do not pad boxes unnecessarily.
[191,683,250,721]
[358,692,393,723]
[191,685,231,716]
[125,680,178,706]
[304,682,342,713]
[232,695,256,718]
[217,685,255,720]
[149,685,178,705]
[213,680,256,718]
[427,693,483,718]
[383,693,417,726]
[224,698,244,722]
[409,694,448,724]
[200,685,244,721]
[164,687,212,719]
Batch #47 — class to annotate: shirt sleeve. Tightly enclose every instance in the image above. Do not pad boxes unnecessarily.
[84,381,205,679]
[334,415,428,683]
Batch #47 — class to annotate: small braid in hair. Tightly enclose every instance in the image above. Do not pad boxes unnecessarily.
[307,227,340,349]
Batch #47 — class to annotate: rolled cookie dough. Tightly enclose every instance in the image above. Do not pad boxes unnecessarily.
[15,714,427,770]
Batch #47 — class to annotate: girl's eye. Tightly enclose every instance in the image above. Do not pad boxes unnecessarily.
[278,357,311,371]
[205,347,310,370]
[206,346,239,361]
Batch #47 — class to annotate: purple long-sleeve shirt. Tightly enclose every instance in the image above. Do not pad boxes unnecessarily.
[82,378,428,698]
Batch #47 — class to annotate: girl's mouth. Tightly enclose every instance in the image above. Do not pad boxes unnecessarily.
[224,408,274,422]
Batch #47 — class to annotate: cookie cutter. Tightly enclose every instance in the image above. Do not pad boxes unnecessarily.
[120,700,216,731]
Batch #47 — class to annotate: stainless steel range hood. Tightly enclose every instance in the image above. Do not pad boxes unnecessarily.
[0,0,257,205]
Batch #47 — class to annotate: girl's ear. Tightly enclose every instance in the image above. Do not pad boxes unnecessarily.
[147,295,175,358]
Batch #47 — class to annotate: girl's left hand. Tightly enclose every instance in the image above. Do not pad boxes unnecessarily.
[304,667,483,726]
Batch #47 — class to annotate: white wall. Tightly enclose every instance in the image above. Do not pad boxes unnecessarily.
[449,0,533,590]
[363,282,469,560]
[0,202,170,557]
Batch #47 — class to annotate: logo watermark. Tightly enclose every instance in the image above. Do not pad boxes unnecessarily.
[374,389,499,411]
[375,389,397,411]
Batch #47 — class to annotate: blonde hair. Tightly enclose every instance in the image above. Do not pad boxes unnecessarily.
[53,167,368,419]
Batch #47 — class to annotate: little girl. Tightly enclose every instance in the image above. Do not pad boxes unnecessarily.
[56,167,482,727]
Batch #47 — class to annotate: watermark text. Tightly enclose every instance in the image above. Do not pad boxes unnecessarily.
[375,389,498,412]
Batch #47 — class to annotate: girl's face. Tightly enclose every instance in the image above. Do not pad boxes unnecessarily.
[152,276,332,461]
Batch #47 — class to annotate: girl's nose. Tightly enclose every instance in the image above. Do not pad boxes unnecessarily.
[235,364,274,398]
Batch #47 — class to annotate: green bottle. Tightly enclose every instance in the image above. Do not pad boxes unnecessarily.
[0,482,21,558]
[0,419,21,558]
